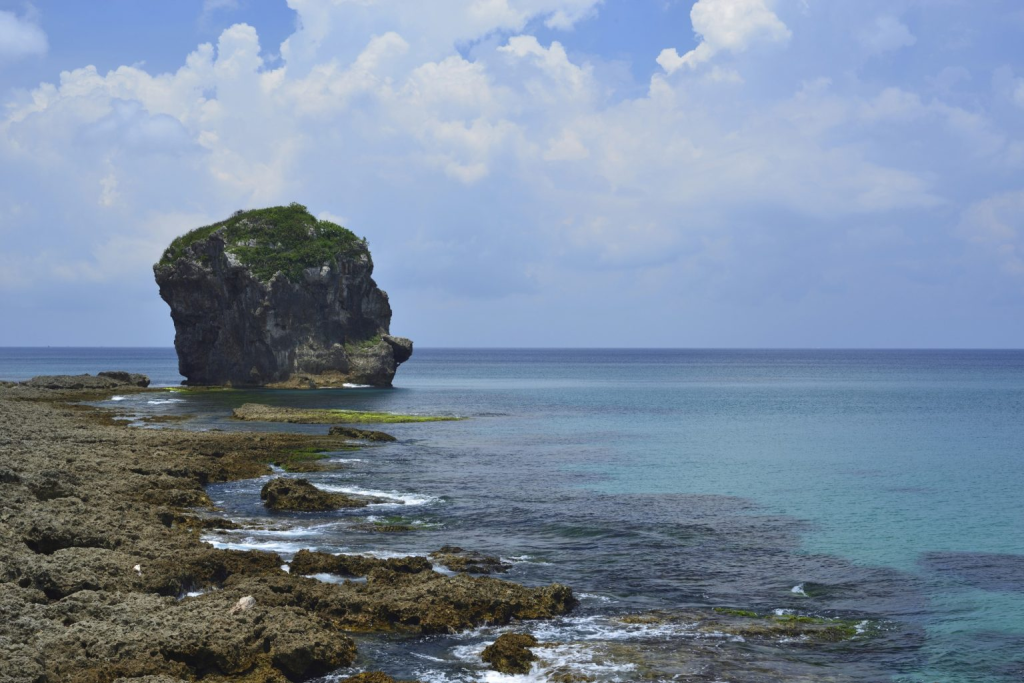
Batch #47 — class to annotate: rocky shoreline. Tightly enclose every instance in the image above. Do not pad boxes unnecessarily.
[0,377,575,683]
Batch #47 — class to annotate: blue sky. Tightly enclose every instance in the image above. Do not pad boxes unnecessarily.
[0,0,1022,347]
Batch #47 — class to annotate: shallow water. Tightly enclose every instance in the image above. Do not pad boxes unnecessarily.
[4,348,1024,682]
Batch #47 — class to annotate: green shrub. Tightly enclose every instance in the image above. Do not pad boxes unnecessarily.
[158,203,367,282]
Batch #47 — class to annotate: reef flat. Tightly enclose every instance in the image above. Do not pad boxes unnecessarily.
[0,378,573,682]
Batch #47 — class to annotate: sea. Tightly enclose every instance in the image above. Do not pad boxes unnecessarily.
[2,347,1023,683]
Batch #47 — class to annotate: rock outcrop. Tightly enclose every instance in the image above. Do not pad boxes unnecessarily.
[18,372,150,390]
[481,633,539,674]
[260,477,373,511]
[153,204,412,387]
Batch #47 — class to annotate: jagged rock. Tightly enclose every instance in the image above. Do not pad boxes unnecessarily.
[259,477,372,511]
[18,372,151,391]
[290,550,432,577]
[97,371,151,387]
[328,426,397,442]
[224,570,577,634]
[153,204,413,387]
[429,546,510,574]
[481,633,539,674]
[339,673,421,683]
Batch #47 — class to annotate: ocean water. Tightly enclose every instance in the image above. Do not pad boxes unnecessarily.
[3,348,1023,682]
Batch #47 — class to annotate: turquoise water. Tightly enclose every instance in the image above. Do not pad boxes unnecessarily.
[3,348,1023,681]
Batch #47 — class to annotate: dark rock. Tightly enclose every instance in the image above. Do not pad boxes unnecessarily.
[153,204,413,387]
[225,570,577,634]
[383,335,413,364]
[19,372,152,391]
[290,549,432,577]
[97,371,151,387]
[429,545,510,574]
[27,470,81,501]
[328,426,397,442]
[481,633,539,674]
[339,673,422,683]
[259,477,370,511]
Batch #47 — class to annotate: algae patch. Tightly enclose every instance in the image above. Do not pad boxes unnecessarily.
[232,403,461,424]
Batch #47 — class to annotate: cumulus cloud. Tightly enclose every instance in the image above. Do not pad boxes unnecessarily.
[658,0,790,74]
[0,9,47,62]
[1,0,1021,346]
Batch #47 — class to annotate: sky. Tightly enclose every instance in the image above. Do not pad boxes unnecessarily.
[0,0,1022,348]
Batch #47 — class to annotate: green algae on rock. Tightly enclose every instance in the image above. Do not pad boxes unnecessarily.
[154,203,413,388]
[233,403,460,424]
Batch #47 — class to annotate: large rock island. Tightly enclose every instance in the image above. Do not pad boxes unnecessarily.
[154,204,412,387]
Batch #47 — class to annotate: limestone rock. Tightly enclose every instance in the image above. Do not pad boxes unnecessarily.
[481,633,539,674]
[153,204,413,387]
[428,546,510,574]
[19,372,151,391]
[259,477,372,511]
[290,550,432,578]
[328,426,397,442]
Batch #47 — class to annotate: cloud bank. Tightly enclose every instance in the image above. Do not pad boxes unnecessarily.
[0,0,1022,347]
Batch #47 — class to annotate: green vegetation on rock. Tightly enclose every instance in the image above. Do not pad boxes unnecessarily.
[232,403,462,424]
[158,203,367,282]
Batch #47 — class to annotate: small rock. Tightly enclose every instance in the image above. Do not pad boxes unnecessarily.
[328,426,397,442]
[481,633,539,674]
[429,545,510,574]
[259,477,372,511]
[229,595,256,614]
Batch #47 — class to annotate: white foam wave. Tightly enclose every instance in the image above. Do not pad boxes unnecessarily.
[147,398,185,405]
[110,395,127,401]
[306,572,366,585]
[342,383,372,388]
[218,521,343,538]
[317,484,439,507]
[201,536,310,555]
[791,583,808,597]
[577,592,615,603]
[451,640,637,683]
[525,614,719,644]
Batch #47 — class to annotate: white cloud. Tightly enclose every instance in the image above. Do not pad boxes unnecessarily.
[959,190,1024,277]
[859,15,916,55]
[3,0,1013,350]
[659,0,790,74]
[0,9,47,62]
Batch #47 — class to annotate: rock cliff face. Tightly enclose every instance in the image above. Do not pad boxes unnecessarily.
[153,204,412,387]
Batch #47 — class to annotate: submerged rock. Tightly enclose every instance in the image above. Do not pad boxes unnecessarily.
[153,203,413,388]
[328,426,397,442]
[481,633,539,674]
[429,546,510,574]
[259,477,373,511]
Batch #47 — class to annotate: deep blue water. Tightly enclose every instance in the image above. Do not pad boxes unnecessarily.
[3,348,1023,682]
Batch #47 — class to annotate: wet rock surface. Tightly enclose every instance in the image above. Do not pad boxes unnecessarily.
[16,371,151,390]
[153,205,412,388]
[429,545,511,574]
[290,550,432,577]
[328,426,397,442]
[260,477,372,511]
[0,382,577,682]
[481,633,539,674]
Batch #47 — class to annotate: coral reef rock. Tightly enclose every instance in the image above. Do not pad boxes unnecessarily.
[260,477,375,511]
[154,203,413,387]
[481,633,539,674]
